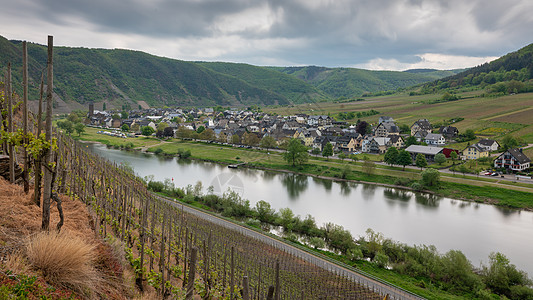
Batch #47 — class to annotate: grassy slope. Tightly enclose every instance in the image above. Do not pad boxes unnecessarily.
[266,91,533,144]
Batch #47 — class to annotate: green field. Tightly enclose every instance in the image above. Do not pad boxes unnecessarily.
[267,92,533,143]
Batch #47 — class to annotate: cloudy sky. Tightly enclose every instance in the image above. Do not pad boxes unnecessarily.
[2,0,533,70]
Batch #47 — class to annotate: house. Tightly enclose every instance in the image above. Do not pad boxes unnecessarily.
[424,133,446,146]
[387,135,405,149]
[462,144,489,160]
[368,137,390,154]
[439,126,459,139]
[374,122,400,137]
[405,145,444,162]
[411,119,433,136]
[413,130,429,142]
[337,136,357,153]
[477,139,500,152]
[379,116,394,124]
[494,148,531,172]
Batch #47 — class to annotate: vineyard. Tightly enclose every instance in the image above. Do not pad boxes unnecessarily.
[54,132,408,299]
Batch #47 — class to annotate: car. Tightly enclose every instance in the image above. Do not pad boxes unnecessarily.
[491,172,499,176]
[484,172,493,176]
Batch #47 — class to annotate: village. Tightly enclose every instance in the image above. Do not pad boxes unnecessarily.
[86,104,532,177]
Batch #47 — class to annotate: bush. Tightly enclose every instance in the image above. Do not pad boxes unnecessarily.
[147,181,164,192]
[373,250,389,268]
[153,148,163,155]
[411,182,423,191]
[25,232,99,296]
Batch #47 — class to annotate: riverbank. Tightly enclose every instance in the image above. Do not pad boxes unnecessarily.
[75,129,533,210]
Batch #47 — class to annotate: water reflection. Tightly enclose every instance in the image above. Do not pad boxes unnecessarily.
[261,171,276,182]
[339,181,354,196]
[497,207,522,217]
[414,193,441,208]
[281,174,309,199]
[383,188,412,202]
[361,184,377,200]
[312,177,332,192]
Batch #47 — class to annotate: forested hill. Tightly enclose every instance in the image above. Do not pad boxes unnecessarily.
[420,43,533,94]
[268,66,462,98]
[2,35,453,109]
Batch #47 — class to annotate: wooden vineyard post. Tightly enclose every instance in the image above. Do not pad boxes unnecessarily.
[185,247,197,300]
[22,41,29,193]
[159,210,166,296]
[274,260,280,300]
[242,276,250,300]
[6,62,15,183]
[230,246,235,300]
[266,285,275,300]
[149,200,156,271]
[42,35,54,231]
[32,73,44,206]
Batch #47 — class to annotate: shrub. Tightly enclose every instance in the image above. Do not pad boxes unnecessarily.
[411,182,423,191]
[25,232,99,296]
[147,181,164,192]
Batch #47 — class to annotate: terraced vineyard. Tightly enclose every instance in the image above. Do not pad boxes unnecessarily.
[55,133,418,299]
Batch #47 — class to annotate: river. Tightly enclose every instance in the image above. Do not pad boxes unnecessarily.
[86,143,533,275]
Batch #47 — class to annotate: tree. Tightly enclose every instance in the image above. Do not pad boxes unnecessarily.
[141,126,155,136]
[397,149,412,170]
[242,132,260,146]
[57,120,74,135]
[421,168,440,187]
[163,126,175,138]
[278,207,295,232]
[338,153,347,161]
[362,159,376,175]
[176,127,193,139]
[384,147,399,166]
[458,164,469,176]
[405,136,418,147]
[231,134,241,145]
[501,135,519,151]
[196,126,205,134]
[415,153,427,170]
[103,102,107,111]
[450,151,458,165]
[260,136,276,150]
[434,153,447,165]
[322,142,333,160]
[199,128,215,141]
[74,123,85,136]
[311,148,321,156]
[121,124,129,131]
[254,200,276,224]
[349,154,358,163]
[157,122,169,132]
[131,123,140,133]
[112,113,121,120]
[121,111,128,119]
[283,138,309,167]
[355,121,369,136]
[463,129,476,141]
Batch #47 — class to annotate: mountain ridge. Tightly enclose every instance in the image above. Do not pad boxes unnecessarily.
[0,35,465,109]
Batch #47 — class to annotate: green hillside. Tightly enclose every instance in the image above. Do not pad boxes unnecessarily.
[420,43,533,94]
[0,35,466,109]
[269,66,455,98]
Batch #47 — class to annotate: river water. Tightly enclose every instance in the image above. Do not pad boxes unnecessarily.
[86,143,533,275]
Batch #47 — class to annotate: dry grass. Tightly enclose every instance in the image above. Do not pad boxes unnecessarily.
[25,231,101,296]
[0,177,135,299]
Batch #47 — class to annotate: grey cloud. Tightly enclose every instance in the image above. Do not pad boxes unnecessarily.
[2,0,532,68]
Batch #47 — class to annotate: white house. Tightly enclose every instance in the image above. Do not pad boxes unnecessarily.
[424,133,446,146]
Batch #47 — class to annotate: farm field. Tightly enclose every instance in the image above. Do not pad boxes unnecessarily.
[266,92,533,143]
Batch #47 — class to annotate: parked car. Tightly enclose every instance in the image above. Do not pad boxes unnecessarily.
[491,172,499,176]
[484,171,493,176]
